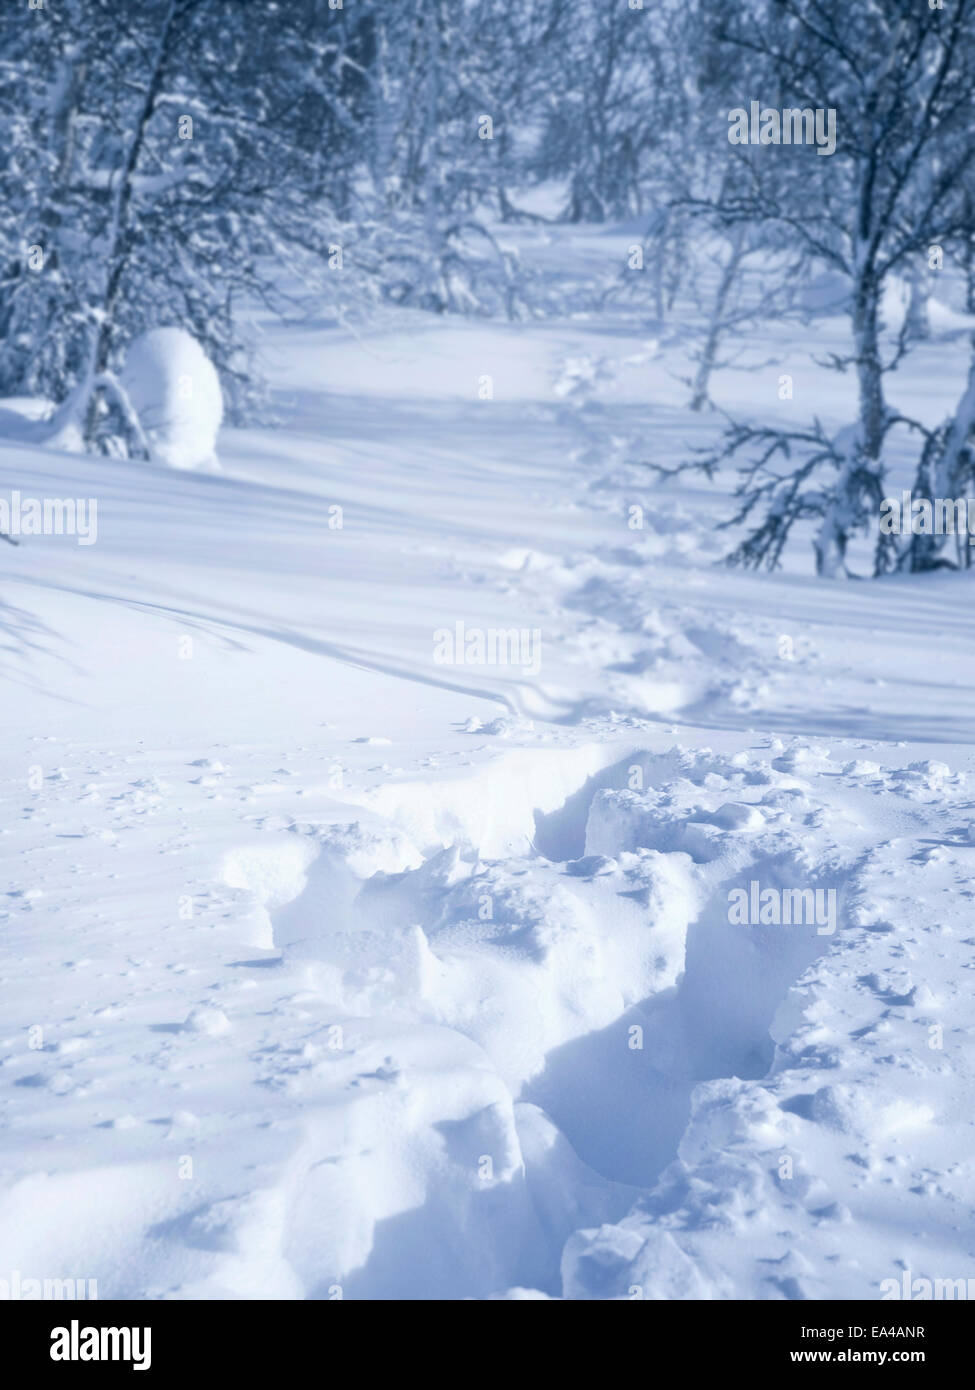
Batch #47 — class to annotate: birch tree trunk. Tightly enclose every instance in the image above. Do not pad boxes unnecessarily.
[689,227,745,412]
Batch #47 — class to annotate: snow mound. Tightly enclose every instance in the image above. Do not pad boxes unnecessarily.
[183,1005,232,1036]
[120,327,223,470]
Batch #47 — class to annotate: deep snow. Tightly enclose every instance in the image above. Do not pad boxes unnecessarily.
[2,233,975,1299]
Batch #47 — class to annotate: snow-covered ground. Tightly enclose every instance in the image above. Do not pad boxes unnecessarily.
[2,235,975,1300]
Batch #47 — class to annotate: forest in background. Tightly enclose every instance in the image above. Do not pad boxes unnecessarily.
[4,0,975,575]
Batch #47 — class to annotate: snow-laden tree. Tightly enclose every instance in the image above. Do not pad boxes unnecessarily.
[676,0,975,576]
[602,0,805,411]
[0,0,379,448]
[1,0,583,446]
[529,0,667,223]
[344,0,559,316]
[0,0,93,404]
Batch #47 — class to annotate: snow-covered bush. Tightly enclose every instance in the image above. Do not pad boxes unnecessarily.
[119,328,222,471]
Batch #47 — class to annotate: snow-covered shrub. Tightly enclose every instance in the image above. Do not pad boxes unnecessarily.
[120,328,222,471]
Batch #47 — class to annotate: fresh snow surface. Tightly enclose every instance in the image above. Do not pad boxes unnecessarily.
[2,234,975,1301]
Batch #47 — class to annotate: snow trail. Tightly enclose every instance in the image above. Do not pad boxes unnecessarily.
[2,304,975,1299]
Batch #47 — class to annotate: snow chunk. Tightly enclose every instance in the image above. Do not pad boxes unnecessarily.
[565,854,618,878]
[463,715,535,738]
[183,1005,231,1036]
[120,327,222,470]
[844,759,882,779]
[562,1225,710,1300]
[705,801,766,831]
